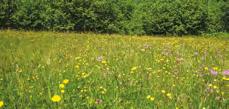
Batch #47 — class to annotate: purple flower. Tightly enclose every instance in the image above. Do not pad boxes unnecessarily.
[210,69,218,76]
[223,70,229,76]
[95,99,103,104]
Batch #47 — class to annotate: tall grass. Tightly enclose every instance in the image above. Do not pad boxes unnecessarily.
[0,30,228,109]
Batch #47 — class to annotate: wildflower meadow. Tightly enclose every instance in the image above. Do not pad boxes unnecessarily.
[0,30,228,108]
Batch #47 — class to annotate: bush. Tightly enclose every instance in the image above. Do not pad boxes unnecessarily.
[0,0,228,35]
[0,0,16,28]
[221,1,229,32]
[142,0,210,35]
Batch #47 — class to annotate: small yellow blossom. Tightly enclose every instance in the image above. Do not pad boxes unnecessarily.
[213,85,218,89]
[204,67,208,71]
[75,57,81,60]
[51,95,61,102]
[75,65,80,69]
[59,84,65,89]
[146,67,152,70]
[161,90,166,94]
[63,79,69,84]
[0,101,4,108]
[101,60,107,64]
[146,95,155,101]
[222,77,229,81]
[131,66,138,71]
[221,92,224,95]
[213,67,218,71]
[81,72,90,78]
[61,90,65,93]
[166,93,172,99]
[208,84,212,87]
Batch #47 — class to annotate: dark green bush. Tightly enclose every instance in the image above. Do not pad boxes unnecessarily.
[0,0,228,35]
[142,0,210,35]
[0,0,16,28]
[221,1,229,32]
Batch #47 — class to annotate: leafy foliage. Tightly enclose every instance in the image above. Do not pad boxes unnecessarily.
[0,0,228,35]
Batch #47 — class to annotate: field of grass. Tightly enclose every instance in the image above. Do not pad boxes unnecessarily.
[0,30,228,109]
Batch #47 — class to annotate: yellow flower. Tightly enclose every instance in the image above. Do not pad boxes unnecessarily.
[75,57,81,60]
[75,65,80,69]
[81,72,90,78]
[208,84,212,87]
[51,95,61,102]
[204,67,208,71]
[149,97,155,101]
[61,90,65,94]
[213,67,218,71]
[213,85,218,89]
[99,86,107,94]
[0,101,4,108]
[222,77,229,81]
[101,60,107,64]
[161,90,166,94]
[166,93,172,99]
[221,92,224,95]
[131,66,138,71]
[59,84,65,89]
[146,95,155,101]
[63,79,69,84]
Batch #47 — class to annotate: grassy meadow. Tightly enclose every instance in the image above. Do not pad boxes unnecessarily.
[0,30,228,109]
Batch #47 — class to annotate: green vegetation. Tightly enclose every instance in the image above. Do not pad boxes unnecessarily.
[0,30,228,108]
[0,0,229,35]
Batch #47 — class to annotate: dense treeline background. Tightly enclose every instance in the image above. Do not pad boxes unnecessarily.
[0,0,229,35]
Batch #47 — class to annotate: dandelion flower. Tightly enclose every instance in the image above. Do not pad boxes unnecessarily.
[61,90,65,94]
[146,95,155,101]
[0,101,4,108]
[63,79,69,84]
[59,84,65,89]
[213,67,219,71]
[222,77,229,80]
[213,85,218,89]
[75,65,80,69]
[101,60,107,64]
[208,84,212,87]
[131,66,138,71]
[166,93,172,99]
[51,95,61,102]
[75,57,81,60]
[161,90,166,94]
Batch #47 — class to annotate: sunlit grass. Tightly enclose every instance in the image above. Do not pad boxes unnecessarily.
[0,30,228,109]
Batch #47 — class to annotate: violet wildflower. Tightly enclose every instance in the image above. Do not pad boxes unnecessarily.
[223,70,229,76]
[210,69,218,76]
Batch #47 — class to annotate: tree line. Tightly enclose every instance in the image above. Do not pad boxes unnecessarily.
[0,0,228,35]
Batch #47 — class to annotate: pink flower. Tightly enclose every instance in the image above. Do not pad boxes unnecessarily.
[95,99,103,104]
[223,70,229,75]
[210,69,218,76]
